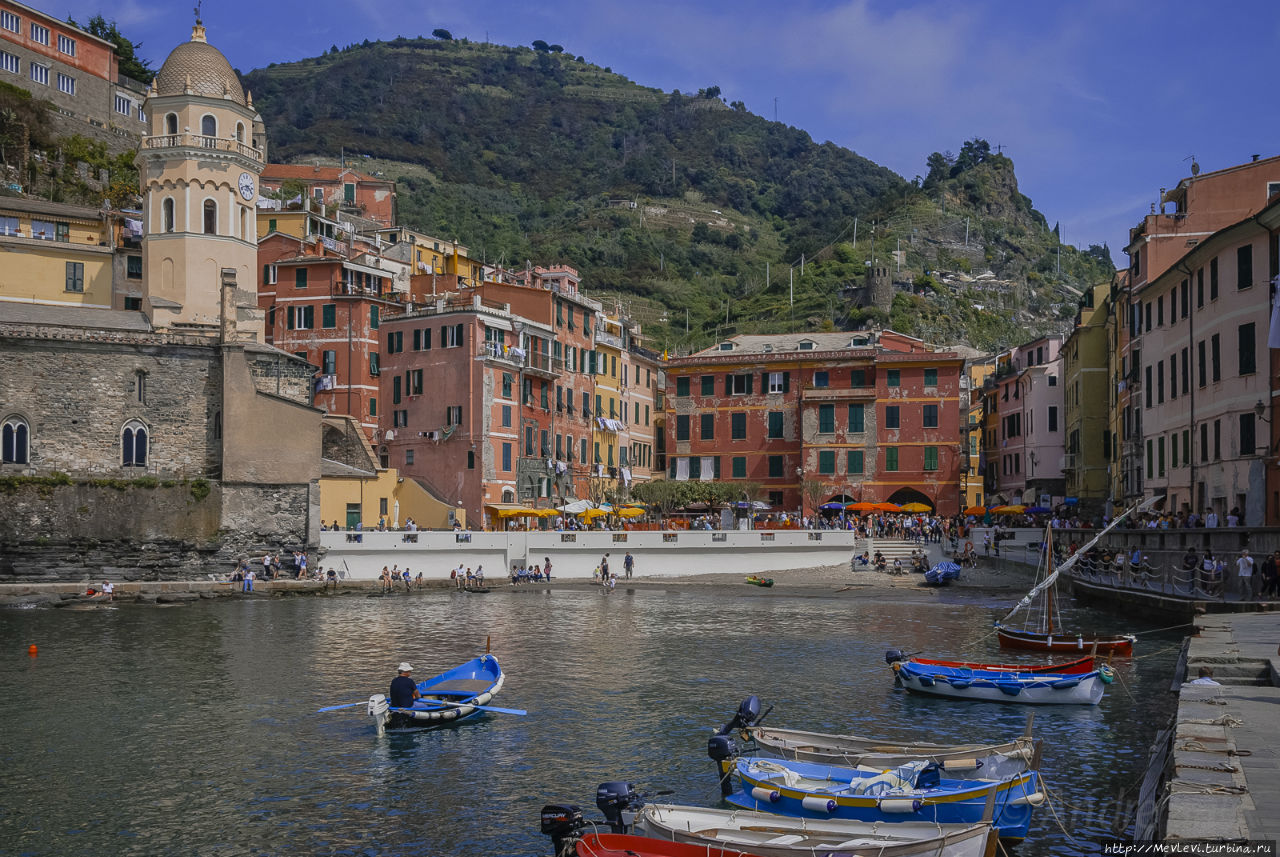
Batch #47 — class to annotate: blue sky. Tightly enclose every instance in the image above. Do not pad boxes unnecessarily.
[57,0,1280,261]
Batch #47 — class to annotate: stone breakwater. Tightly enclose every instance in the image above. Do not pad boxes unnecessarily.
[0,579,437,608]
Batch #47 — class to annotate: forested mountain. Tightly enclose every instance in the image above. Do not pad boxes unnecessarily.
[242,36,1113,353]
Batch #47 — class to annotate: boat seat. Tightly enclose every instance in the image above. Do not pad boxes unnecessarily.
[422,679,493,693]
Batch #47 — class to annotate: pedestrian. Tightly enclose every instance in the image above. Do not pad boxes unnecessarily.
[1204,508,1219,528]
[297,552,308,579]
[600,553,610,579]
[544,557,552,581]
[102,579,114,601]
[243,567,255,593]
[1236,549,1255,600]
[326,566,337,591]
[623,551,634,579]
[1263,551,1280,599]
[402,567,412,591]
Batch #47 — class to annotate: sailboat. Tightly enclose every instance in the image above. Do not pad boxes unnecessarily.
[993,498,1156,656]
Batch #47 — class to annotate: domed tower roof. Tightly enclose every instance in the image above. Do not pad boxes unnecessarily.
[153,22,245,106]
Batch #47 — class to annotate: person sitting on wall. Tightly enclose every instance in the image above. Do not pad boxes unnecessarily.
[874,551,886,570]
[390,663,421,708]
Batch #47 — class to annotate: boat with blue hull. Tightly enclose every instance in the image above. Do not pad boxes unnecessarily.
[893,660,1106,705]
[367,654,505,734]
[725,757,1042,841]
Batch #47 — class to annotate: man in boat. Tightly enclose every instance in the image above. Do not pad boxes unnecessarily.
[390,663,421,708]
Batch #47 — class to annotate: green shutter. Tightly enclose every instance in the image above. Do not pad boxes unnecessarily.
[732,456,746,478]
[847,450,864,474]
[849,404,864,432]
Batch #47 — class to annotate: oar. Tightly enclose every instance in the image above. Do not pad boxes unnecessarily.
[317,701,367,712]
[392,701,527,716]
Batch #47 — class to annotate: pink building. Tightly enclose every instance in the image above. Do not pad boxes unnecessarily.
[982,335,1065,507]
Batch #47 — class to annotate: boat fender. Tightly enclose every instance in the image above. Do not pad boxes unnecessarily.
[877,798,922,814]
[1099,665,1115,684]
[941,758,980,771]
[1050,678,1081,689]
[891,661,902,672]
[801,796,836,813]
[1011,791,1045,807]
[946,678,972,689]
[916,674,935,687]
[995,682,1023,696]
[750,787,781,804]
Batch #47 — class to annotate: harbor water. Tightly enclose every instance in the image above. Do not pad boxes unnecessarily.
[0,585,1182,856]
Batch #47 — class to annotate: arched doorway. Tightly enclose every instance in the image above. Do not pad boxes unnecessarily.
[887,487,934,510]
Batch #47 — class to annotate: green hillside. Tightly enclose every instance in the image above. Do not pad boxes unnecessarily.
[242,36,1113,353]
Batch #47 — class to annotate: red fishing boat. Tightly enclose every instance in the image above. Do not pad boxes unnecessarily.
[575,832,766,857]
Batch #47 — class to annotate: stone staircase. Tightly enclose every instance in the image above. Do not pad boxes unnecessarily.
[853,537,942,568]
[1188,656,1275,687]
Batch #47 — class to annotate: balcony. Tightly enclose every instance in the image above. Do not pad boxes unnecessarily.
[594,328,624,350]
[1060,453,1076,473]
[142,133,263,163]
[476,342,562,379]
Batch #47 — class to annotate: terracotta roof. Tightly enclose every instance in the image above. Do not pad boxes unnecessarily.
[261,164,387,184]
[154,31,245,106]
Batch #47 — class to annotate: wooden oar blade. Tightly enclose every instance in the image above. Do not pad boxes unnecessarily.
[317,701,366,712]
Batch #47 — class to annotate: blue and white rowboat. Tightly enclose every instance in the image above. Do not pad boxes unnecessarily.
[893,660,1105,705]
[367,654,505,734]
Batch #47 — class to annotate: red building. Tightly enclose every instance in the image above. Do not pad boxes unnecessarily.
[258,232,401,437]
[260,164,397,228]
[663,331,965,515]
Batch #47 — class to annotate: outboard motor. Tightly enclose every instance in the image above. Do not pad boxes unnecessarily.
[540,804,583,857]
[885,648,907,665]
[595,782,642,834]
[715,695,762,736]
[707,734,739,797]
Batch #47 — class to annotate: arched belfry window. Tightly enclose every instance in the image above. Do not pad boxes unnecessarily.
[203,199,217,235]
[165,113,178,135]
[201,114,216,137]
[2,415,29,464]
[235,122,245,142]
[162,198,175,233]
[122,420,148,468]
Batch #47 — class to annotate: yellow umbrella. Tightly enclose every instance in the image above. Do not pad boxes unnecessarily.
[899,502,932,513]
[992,504,1027,514]
[581,508,610,519]
[616,507,645,518]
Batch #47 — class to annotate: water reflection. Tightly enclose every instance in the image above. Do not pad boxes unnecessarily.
[0,588,1179,856]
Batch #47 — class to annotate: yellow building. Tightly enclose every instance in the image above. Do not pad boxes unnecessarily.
[374,226,483,284]
[0,199,123,309]
[590,315,625,500]
[257,204,348,245]
[964,358,995,509]
[1063,282,1112,516]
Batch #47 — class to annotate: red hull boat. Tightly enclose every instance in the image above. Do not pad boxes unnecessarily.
[576,832,765,857]
[994,626,1134,657]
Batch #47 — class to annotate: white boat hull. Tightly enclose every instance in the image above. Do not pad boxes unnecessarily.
[897,670,1103,705]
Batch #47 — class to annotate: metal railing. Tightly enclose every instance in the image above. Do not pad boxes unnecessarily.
[142,134,264,163]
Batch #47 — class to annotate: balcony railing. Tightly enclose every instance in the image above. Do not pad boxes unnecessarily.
[477,342,562,376]
[142,134,264,163]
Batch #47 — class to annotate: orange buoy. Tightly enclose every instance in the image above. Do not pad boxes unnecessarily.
[27,644,37,656]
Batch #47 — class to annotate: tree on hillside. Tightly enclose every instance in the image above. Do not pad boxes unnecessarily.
[69,15,154,83]
[531,39,550,53]
[431,28,453,40]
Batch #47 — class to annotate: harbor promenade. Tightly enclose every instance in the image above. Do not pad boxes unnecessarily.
[1162,612,1280,843]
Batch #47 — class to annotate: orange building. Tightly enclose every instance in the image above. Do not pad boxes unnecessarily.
[260,164,397,228]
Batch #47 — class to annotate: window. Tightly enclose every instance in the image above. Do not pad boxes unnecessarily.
[201,114,216,137]
[1181,347,1189,395]
[731,412,746,440]
[500,405,511,428]
[446,405,462,427]
[392,376,402,404]
[56,73,73,95]
[409,369,423,396]
[922,404,938,428]
[1157,436,1165,477]
[1145,439,1153,479]
[1209,257,1219,300]
[851,369,868,387]
[57,33,76,55]
[501,373,513,399]
[1211,333,1221,382]
[1198,340,1206,388]
[321,350,336,375]
[286,305,314,330]
[1048,406,1058,432]
[1241,413,1257,457]
[165,113,178,134]
[0,12,17,33]
[368,353,379,376]
[675,414,690,441]
[818,404,835,433]
[202,199,217,234]
[813,371,829,388]
[886,369,900,387]
[767,372,787,394]
[847,450,863,474]
[676,377,690,397]
[924,368,938,387]
[581,438,588,463]
[1201,423,1209,463]
[1197,268,1205,307]
[1214,419,1221,460]
[1157,361,1164,403]
[1169,354,1178,400]
[30,219,54,240]
[767,411,784,439]
[1181,279,1189,319]
[321,303,336,328]
[442,323,462,347]
[700,413,715,440]
[1238,323,1256,375]
[1048,375,1057,386]
[64,261,83,293]
[848,403,864,432]
[768,455,784,478]
[126,256,142,279]
[727,374,752,395]
[502,443,512,472]
[818,450,836,475]
[121,420,147,468]
[885,447,899,471]
[1237,245,1253,290]
[732,456,747,478]
[884,405,900,429]
[2,416,29,464]
[1145,365,1152,408]
[924,446,938,471]
[1171,432,1178,469]
[29,23,48,45]
[0,51,16,74]
[701,375,715,396]
[405,449,415,466]
[370,306,380,330]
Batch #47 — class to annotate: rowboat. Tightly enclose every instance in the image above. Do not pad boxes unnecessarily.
[745,576,775,588]
[727,757,1042,841]
[924,562,961,585]
[634,803,997,857]
[367,654,504,734]
[744,725,1039,780]
[886,650,1096,675]
[995,500,1157,657]
[893,660,1106,705]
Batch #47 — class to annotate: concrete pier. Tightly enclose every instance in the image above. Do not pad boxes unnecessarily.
[1162,612,1280,843]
